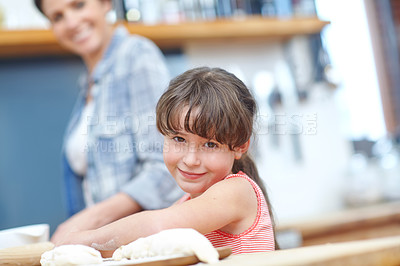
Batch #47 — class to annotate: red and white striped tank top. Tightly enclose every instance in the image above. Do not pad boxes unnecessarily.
[177,172,275,254]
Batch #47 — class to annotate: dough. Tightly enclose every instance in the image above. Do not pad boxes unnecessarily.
[112,228,219,264]
[40,244,103,266]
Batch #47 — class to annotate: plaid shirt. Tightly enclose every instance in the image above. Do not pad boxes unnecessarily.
[62,26,183,216]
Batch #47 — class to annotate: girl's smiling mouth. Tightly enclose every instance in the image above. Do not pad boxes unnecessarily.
[178,168,206,180]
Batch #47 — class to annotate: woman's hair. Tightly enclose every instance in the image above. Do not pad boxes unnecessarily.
[156,67,278,248]
[33,0,110,14]
[34,0,43,13]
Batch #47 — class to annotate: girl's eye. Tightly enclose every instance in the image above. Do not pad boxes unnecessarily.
[173,136,185,143]
[205,142,218,149]
[52,13,63,23]
[74,1,85,9]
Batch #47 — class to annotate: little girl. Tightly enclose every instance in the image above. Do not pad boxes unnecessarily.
[57,67,277,254]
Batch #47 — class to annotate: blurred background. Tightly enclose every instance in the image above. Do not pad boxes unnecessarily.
[0,0,399,249]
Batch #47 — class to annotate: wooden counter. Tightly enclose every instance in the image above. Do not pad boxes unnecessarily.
[3,203,398,265]
[1,236,399,265]
[0,16,329,58]
[217,235,400,266]
[277,201,400,247]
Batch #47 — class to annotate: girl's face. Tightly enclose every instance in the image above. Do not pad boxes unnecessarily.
[163,108,248,198]
[42,0,112,59]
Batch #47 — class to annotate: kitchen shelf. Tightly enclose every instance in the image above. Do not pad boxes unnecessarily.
[0,16,329,58]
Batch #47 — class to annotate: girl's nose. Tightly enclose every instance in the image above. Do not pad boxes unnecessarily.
[64,11,79,29]
[182,148,201,166]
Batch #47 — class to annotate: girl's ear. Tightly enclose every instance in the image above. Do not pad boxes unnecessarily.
[234,140,250,160]
[102,0,113,13]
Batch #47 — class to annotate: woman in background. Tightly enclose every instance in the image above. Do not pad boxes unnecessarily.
[34,0,182,243]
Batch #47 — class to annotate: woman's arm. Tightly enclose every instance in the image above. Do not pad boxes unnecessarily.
[51,193,142,244]
[119,36,183,210]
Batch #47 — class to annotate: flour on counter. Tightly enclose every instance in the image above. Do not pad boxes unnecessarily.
[40,245,103,266]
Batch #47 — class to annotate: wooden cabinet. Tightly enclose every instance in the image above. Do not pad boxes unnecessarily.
[0,16,329,58]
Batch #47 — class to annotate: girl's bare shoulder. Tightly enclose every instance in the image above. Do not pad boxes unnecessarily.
[204,176,257,205]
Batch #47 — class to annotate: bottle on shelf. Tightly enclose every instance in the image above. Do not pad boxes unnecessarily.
[117,0,319,24]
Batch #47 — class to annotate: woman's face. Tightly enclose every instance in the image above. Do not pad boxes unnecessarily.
[42,0,112,58]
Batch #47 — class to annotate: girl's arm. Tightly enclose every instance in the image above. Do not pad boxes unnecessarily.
[56,177,258,250]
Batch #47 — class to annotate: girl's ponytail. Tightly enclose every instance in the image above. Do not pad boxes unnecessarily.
[232,155,266,196]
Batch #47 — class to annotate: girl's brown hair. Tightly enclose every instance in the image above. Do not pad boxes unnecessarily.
[156,67,278,249]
